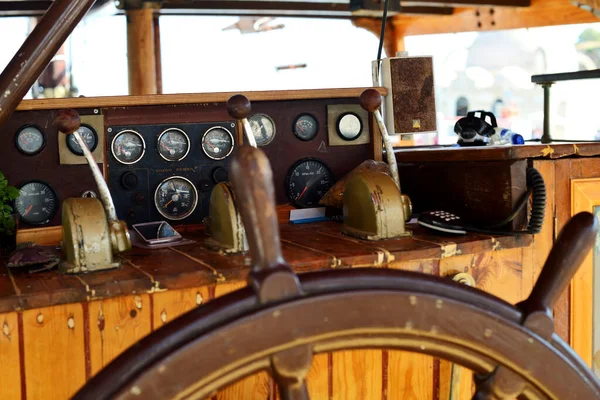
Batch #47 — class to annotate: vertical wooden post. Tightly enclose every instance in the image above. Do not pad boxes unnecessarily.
[153,13,163,94]
[126,8,157,95]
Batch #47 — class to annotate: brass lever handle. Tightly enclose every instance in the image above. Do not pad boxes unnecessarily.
[56,109,118,223]
[359,89,400,190]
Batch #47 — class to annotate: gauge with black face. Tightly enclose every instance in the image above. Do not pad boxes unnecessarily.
[66,124,98,155]
[14,181,58,225]
[293,114,319,141]
[111,130,145,164]
[15,126,45,155]
[285,158,334,208]
[157,128,190,161]
[201,127,234,160]
[249,113,276,146]
[154,176,198,220]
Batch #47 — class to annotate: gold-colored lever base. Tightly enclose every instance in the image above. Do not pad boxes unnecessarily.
[204,182,248,254]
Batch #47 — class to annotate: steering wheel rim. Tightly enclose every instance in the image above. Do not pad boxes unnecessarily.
[73,268,600,400]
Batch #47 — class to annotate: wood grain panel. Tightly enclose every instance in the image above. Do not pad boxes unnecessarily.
[439,361,473,400]
[214,281,271,400]
[89,294,152,376]
[332,350,382,400]
[23,304,86,400]
[570,178,600,366]
[0,312,20,400]
[306,353,329,400]
[152,287,210,328]
[16,88,387,111]
[387,351,433,400]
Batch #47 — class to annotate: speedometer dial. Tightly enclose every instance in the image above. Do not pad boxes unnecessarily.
[14,181,58,225]
[201,127,234,160]
[154,176,198,220]
[15,126,46,155]
[249,113,276,146]
[111,130,145,164]
[158,128,190,161]
[285,158,334,208]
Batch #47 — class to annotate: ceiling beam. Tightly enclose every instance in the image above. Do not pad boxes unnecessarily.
[401,0,529,7]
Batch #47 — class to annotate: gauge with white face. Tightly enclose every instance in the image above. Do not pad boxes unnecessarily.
[67,124,98,155]
[201,126,234,160]
[336,112,363,141]
[154,176,198,220]
[249,113,276,146]
[157,128,190,161]
[15,126,45,155]
[111,130,146,164]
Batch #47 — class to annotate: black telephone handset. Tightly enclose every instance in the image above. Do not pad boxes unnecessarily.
[417,167,546,236]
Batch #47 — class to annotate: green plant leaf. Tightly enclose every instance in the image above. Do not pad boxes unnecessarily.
[0,180,6,189]
[6,186,20,200]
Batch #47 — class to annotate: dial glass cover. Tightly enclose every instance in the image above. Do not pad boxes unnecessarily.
[67,125,98,155]
[285,158,334,208]
[293,114,319,141]
[111,130,145,164]
[14,181,58,225]
[15,126,45,155]
[249,113,276,146]
[201,127,234,160]
[337,112,363,141]
[154,177,198,220]
[158,128,190,161]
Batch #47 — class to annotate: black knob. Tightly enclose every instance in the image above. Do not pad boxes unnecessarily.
[121,171,138,190]
[212,167,228,183]
[127,209,136,219]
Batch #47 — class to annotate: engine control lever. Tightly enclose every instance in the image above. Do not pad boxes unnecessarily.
[359,89,400,190]
[226,94,257,148]
[56,109,131,273]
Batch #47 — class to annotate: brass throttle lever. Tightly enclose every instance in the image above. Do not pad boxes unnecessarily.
[227,94,257,148]
[359,89,400,190]
[56,109,118,223]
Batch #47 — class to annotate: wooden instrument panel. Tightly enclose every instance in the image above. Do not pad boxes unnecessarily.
[3,89,379,230]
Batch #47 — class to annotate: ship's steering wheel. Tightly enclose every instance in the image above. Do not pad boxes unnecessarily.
[73,108,600,400]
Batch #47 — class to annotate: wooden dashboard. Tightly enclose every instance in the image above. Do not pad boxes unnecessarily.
[3,88,383,239]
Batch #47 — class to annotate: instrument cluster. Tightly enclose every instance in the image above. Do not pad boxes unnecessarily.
[107,121,236,226]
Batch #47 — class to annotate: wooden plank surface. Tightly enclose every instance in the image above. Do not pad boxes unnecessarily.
[0,264,20,313]
[152,286,211,327]
[16,88,387,111]
[388,351,433,400]
[332,350,382,400]
[306,353,330,400]
[0,312,21,400]
[88,294,152,376]
[214,281,272,400]
[22,303,86,399]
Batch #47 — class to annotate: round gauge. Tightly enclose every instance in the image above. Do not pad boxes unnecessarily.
[66,124,98,155]
[154,176,198,220]
[201,126,234,160]
[293,114,319,141]
[14,181,58,225]
[249,113,276,146]
[157,128,190,161]
[285,158,334,208]
[111,130,146,165]
[336,112,363,141]
[15,126,46,155]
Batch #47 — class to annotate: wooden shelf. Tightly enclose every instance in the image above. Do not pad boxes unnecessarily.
[0,221,532,313]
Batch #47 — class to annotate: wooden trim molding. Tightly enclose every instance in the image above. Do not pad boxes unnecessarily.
[570,178,600,367]
[15,87,387,111]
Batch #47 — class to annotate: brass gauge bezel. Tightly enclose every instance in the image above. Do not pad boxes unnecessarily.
[157,128,191,162]
[111,129,146,165]
[154,176,199,221]
[201,126,235,160]
[248,113,276,146]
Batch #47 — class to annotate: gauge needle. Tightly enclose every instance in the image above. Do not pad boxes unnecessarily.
[161,143,172,151]
[205,142,215,149]
[24,205,33,215]
[297,186,308,200]
[163,200,173,208]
